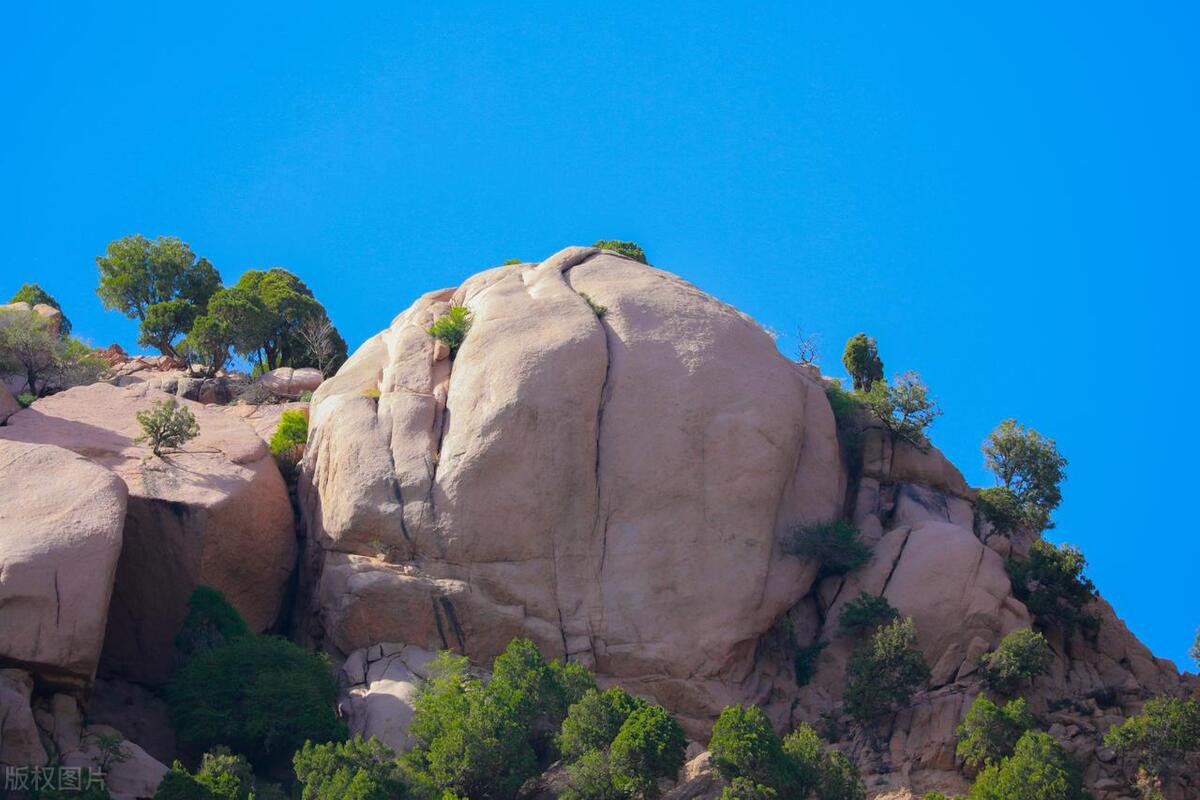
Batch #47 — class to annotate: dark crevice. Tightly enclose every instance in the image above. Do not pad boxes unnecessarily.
[881,527,914,595]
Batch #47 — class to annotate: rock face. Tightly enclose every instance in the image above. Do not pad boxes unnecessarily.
[0,383,296,685]
[0,384,19,423]
[338,642,441,753]
[301,246,843,732]
[0,440,127,689]
[254,366,324,398]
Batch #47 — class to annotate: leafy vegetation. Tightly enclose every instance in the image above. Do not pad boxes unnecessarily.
[167,634,345,766]
[293,736,408,800]
[975,486,1027,536]
[269,409,309,479]
[1103,696,1200,782]
[956,696,1033,768]
[608,704,687,798]
[838,592,898,637]
[580,292,608,318]
[967,731,1084,800]
[174,586,250,662]
[155,747,273,800]
[427,305,472,355]
[558,688,646,762]
[135,397,200,456]
[982,420,1068,531]
[96,235,221,358]
[842,617,930,723]
[782,520,870,577]
[980,629,1053,694]
[709,706,865,800]
[0,307,107,396]
[10,282,71,335]
[593,240,647,263]
[1007,540,1097,634]
[841,333,883,393]
[793,641,826,687]
[861,370,942,450]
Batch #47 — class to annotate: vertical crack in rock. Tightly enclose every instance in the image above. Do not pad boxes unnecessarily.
[432,596,465,652]
[881,526,914,595]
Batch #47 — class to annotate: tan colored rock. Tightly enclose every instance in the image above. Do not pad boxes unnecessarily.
[0,383,295,685]
[62,724,167,800]
[302,247,842,731]
[339,642,442,752]
[220,401,309,445]
[255,366,324,398]
[1,301,62,335]
[0,440,127,688]
[0,669,47,767]
[0,383,19,423]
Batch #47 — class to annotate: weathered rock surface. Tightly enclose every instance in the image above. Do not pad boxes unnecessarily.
[220,401,309,445]
[0,669,47,767]
[302,246,843,733]
[0,384,19,423]
[61,724,168,800]
[0,301,62,335]
[0,440,127,689]
[338,642,441,752]
[0,383,296,685]
[254,366,324,398]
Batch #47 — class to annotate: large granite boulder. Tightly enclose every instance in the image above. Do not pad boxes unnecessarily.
[0,440,127,689]
[301,246,843,732]
[0,384,19,423]
[0,383,296,685]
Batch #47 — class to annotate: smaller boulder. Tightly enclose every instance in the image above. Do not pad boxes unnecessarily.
[0,384,18,424]
[61,724,168,800]
[0,669,48,767]
[253,367,324,399]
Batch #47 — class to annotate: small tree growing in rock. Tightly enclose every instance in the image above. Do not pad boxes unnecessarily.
[593,240,647,264]
[956,695,1033,769]
[843,617,930,723]
[841,333,883,393]
[609,704,687,799]
[862,371,942,450]
[135,398,200,456]
[982,419,1068,531]
[1007,540,1097,635]
[980,629,1053,694]
[967,731,1084,800]
[427,305,472,355]
[783,520,870,578]
[1103,696,1200,787]
[838,592,899,637]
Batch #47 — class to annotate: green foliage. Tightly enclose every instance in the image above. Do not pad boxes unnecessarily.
[956,696,1033,768]
[153,749,258,800]
[502,258,523,265]
[838,592,899,637]
[982,420,1068,531]
[580,292,607,318]
[181,312,234,376]
[783,519,870,577]
[17,392,36,407]
[1007,540,1097,634]
[195,268,346,373]
[843,617,930,723]
[980,629,1053,694]
[10,282,71,336]
[609,705,687,799]
[0,309,106,396]
[293,736,408,800]
[861,370,942,450]
[559,688,647,762]
[155,763,213,800]
[167,635,345,765]
[427,305,472,355]
[1103,695,1200,779]
[134,397,200,456]
[562,750,627,800]
[967,731,1084,800]
[824,381,862,429]
[841,333,883,393]
[175,586,250,662]
[593,240,647,264]
[709,708,864,800]
[270,410,309,456]
[975,487,1028,536]
[793,641,826,687]
[95,235,221,357]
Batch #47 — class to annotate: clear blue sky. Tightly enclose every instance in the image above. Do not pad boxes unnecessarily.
[3,4,1196,667]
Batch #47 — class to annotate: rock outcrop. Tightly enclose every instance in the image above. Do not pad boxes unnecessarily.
[0,384,19,423]
[301,246,843,734]
[0,439,127,689]
[0,383,296,685]
[253,367,324,399]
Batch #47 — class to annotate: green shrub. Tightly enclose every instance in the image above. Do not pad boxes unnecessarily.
[155,763,213,800]
[490,638,596,751]
[861,370,942,450]
[783,520,870,577]
[175,586,249,662]
[793,641,826,687]
[154,749,258,800]
[968,731,1084,800]
[10,282,71,336]
[720,778,778,800]
[427,305,472,355]
[167,635,345,765]
[502,258,523,265]
[593,240,647,264]
[580,292,607,318]
[781,725,865,800]
[134,397,200,456]
[841,334,883,393]
[982,420,1068,531]
[838,592,898,637]
[843,618,930,723]
[709,705,791,789]
[824,381,862,430]
[975,487,1028,536]
[1007,541,1097,634]
[558,687,647,762]
[980,629,1053,694]
[609,704,687,799]
[269,409,308,456]
[956,696,1033,768]
[17,392,36,407]
[293,736,408,800]
[562,750,626,800]
[1103,695,1200,780]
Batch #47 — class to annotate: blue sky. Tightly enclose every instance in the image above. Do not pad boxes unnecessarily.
[3,3,1196,667]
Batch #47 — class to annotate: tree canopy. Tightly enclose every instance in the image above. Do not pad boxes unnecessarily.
[841,333,884,393]
[982,419,1068,530]
[9,282,71,335]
